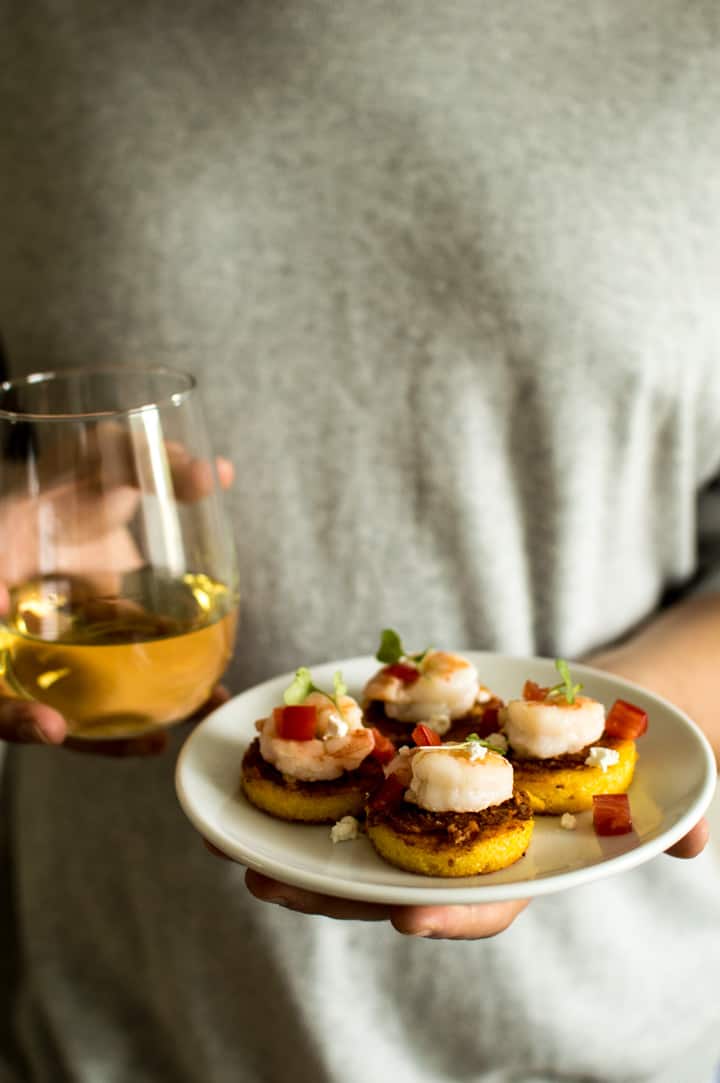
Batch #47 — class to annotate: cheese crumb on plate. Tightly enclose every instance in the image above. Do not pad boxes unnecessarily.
[330,816,360,844]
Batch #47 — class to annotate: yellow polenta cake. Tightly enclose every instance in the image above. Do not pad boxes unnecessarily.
[510,737,637,815]
[365,740,534,877]
[500,662,641,816]
[241,670,382,824]
[366,787,534,877]
[241,738,382,824]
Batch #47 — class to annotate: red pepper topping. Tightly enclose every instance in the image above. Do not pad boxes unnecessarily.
[383,662,421,684]
[411,723,442,747]
[592,793,633,836]
[369,727,397,764]
[523,679,550,701]
[274,704,318,740]
[604,699,649,740]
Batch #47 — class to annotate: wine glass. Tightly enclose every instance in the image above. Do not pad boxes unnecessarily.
[0,366,239,739]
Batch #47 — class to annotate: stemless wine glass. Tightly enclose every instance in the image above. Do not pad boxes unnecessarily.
[0,366,239,739]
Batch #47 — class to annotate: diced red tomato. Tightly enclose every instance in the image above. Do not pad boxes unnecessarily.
[274,704,318,740]
[523,680,549,701]
[369,772,406,811]
[383,662,420,684]
[369,727,397,764]
[592,793,633,836]
[604,699,648,739]
[411,723,442,747]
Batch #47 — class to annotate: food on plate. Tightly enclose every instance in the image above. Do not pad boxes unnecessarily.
[365,733,534,877]
[329,815,361,843]
[362,628,502,747]
[603,699,649,739]
[500,660,641,814]
[592,793,633,836]
[241,668,382,823]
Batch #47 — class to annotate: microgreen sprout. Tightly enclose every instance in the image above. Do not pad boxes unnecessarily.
[547,659,583,705]
[284,667,349,711]
[283,667,317,705]
[465,732,508,755]
[332,670,347,702]
[375,628,432,668]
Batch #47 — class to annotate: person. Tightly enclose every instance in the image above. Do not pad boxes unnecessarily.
[1,3,719,1081]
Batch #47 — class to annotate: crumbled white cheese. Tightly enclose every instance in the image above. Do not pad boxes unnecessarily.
[424,714,452,736]
[476,685,492,704]
[560,813,577,830]
[330,816,360,844]
[584,746,620,771]
[467,741,489,762]
[324,714,349,739]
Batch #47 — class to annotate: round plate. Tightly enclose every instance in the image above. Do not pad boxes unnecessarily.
[175,653,717,905]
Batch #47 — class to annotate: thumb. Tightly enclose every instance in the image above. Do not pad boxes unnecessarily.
[0,698,67,744]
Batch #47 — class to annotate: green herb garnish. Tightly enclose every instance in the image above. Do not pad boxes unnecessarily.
[547,658,583,705]
[465,732,508,755]
[283,667,317,705]
[283,667,348,710]
[375,628,432,667]
[376,629,404,665]
[332,670,347,701]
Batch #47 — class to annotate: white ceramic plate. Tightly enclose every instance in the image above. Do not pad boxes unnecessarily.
[175,653,717,905]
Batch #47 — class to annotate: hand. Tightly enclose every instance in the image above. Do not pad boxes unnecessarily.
[0,437,234,756]
[664,819,709,858]
[200,840,528,941]
[236,815,708,939]
[244,869,530,939]
[0,684,231,757]
[1,426,235,588]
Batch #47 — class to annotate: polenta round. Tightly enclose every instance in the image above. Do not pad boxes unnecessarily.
[241,738,382,824]
[365,790,534,877]
[511,737,637,814]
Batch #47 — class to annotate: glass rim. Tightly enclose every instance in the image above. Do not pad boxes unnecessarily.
[0,365,197,422]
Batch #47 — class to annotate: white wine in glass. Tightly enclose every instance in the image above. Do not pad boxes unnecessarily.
[0,366,239,739]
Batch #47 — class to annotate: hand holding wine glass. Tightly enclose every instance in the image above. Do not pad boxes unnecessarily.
[0,367,239,754]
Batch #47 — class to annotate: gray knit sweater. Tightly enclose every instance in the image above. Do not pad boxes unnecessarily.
[1,3,720,1081]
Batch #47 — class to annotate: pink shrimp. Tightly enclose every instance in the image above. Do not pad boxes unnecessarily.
[257,691,375,781]
[363,649,480,723]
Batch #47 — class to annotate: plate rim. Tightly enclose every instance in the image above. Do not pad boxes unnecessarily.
[175,652,718,905]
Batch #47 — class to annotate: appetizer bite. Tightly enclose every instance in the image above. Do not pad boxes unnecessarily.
[365,732,534,877]
[362,629,502,747]
[501,660,641,815]
[241,668,382,823]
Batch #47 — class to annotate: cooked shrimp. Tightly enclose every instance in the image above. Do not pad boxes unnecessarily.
[501,695,605,759]
[257,691,375,782]
[363,650,480,723]
[401,744,514,813]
